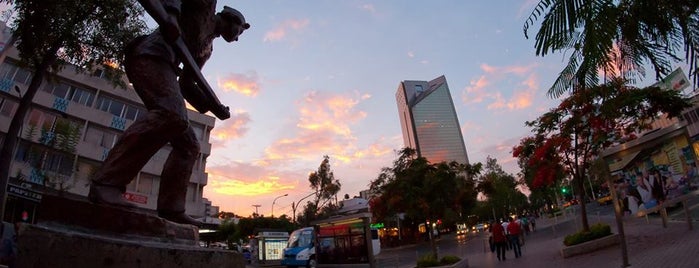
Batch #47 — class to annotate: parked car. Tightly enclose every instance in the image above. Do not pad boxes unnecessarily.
[597,194,613,205]
[472,223,488,233]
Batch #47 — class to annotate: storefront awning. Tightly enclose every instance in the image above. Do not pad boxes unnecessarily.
[608,151,641,173]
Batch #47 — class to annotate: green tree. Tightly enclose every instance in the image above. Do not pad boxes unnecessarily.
[476,157,527,221]
[216,218,239,249]
[298,155,342,226]
[369,148,479,259]
[524,0,699,98]
[513,78,691,231]
[218,211,238,220]
[0,0,147,214]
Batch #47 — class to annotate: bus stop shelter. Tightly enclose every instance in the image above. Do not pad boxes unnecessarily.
[312,212,376,268]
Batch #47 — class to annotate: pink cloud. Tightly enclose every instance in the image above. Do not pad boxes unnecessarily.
[218,71,261,97]
[211,110,251,142]
[462,75,490,103]
[264,18,310,42]
[464,63,540,111]
[261,91,370,164]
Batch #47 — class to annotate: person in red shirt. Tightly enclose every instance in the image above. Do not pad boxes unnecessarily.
[507,217,522,258]
[490,220,508,261]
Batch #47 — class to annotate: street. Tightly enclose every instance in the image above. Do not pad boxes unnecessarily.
[250,190,699,268]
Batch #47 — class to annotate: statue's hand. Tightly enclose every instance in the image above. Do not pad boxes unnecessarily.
[212,105,230,120]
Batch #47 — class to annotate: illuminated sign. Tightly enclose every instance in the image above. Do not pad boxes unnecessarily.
[370,223,384,229]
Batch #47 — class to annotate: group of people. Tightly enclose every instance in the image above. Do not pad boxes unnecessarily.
[489,215,534,261]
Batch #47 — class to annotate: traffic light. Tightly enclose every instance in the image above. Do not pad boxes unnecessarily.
[561,187,568,194]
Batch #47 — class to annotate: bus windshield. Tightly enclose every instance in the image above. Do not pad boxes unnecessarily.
[287,228,313,248]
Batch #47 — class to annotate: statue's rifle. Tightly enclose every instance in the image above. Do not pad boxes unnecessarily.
[136,0,230,120]
[172,38,230,120]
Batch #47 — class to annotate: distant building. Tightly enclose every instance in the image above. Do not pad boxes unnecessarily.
[0,27,215,223]
[395,75,469,165]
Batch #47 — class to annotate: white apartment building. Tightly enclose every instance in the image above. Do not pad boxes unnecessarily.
[0,45,216,223]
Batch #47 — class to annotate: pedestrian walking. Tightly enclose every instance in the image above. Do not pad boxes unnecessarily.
[490,219,508,261]
[507,217,523,258]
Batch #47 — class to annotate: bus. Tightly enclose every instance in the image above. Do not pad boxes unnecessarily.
[281,225,380,267]
[281,227,315,268]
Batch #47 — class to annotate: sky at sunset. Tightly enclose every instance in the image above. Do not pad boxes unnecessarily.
[193,0,567,217]
[176,0,684,217]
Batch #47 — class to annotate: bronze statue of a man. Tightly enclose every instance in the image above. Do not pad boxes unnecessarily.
[88,0,249,225]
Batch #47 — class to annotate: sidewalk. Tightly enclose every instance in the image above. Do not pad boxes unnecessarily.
[464,210,699,268]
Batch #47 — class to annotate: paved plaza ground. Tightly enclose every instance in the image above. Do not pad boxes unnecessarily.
[459,212,699,268]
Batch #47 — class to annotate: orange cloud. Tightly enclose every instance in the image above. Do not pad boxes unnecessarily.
[218,72,260,97]
[211,110,251,142]
[462,75,490,103]
[262,91,370,164]
[463,63,540,111]
[264,18,310,42]
[206,162,299,196]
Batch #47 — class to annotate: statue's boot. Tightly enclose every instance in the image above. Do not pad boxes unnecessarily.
[88,183,136,208]
[158,210,203,227]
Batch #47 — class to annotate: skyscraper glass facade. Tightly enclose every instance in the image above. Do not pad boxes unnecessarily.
[395,75,469,165]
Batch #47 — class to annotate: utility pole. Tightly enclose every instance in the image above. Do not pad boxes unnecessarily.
[252,204,261,217]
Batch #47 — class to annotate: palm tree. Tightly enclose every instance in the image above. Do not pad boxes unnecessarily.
[524,0,699,98]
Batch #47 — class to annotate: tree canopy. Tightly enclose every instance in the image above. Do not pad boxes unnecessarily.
[513,78,692,230]
[297,155,342,226]
[524,0,699,97]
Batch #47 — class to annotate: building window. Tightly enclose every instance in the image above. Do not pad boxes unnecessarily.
[415,85,423,93]
[137,173,155,195]
[0,97,17,117]
[27,109,54,131]
[14,142,74,176]
[43,81,96,107]
[0,61,32,85]
[96,94,145,121]
[84,124,120,149]
[691,110,699,124]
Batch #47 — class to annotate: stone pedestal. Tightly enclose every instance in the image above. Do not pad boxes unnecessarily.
[16,194,244,268]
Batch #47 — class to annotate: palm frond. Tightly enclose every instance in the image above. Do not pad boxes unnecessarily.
[548,49,581,98]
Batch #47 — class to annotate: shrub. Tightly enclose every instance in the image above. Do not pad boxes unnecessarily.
[440,255,461,265]
[563,223,612,246]
[416,254,440,268]
[416,254,461,267]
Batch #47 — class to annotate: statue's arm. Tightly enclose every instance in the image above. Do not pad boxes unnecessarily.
[180,71,211,114]
[137,0,182,42]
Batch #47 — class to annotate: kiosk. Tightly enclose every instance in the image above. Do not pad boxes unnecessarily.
[256,230,289,264]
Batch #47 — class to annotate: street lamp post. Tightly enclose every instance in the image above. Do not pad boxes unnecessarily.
[292,192,316,223]
[271,193,288,218]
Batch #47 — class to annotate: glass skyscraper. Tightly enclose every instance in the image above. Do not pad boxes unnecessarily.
[395,75,470,165]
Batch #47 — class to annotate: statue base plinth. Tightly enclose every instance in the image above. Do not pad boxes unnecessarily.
[17,224,244,268]
[15,194,244,268]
